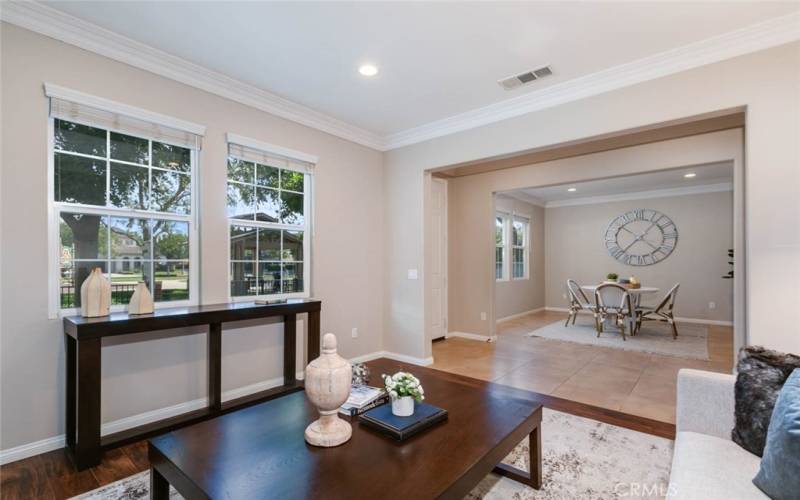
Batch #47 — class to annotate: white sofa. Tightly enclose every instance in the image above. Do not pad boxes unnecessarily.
[666,369,767,499]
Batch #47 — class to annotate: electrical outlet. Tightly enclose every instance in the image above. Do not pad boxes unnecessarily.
[351,327,358,338]
[480,312,487,321]
[407,269,418,280]
[708,301,716,310]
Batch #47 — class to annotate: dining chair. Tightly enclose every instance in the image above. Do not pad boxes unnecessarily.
[635,283,680,339]
[594,283,634,341]
[565,279,597,327]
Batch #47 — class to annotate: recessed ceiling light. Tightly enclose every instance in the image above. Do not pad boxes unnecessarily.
[358,64,378,77]
[684,173,697,178]
[567,187,577,192]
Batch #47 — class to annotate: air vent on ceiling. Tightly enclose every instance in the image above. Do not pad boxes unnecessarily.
[498,65,553,90]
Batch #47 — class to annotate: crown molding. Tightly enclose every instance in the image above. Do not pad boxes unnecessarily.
[0,1,385,151]
[499,191,546,208]
[3,3,798,152]
[383,11,800,149]
[544,182,733,208]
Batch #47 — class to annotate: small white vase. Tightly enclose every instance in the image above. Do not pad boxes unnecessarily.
[128,282,154,315]
[392,396,415,417]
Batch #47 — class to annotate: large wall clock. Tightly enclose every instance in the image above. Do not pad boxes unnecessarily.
[604,209,677,266]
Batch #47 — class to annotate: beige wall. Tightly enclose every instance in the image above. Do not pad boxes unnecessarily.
[544,191,734,322]
[0,24,384,451]
[439,130,742,337]
[493,197,545,321]
[448,191,546,332]
[385,41,799,359]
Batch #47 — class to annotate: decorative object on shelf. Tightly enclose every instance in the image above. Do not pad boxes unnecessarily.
[604,209,677,266]
[127,282,154,315]
[383,371,425,417]
[723,248,734,279]
[351,362,371,386]
[304,333,352,447]
[80,267,110,317]
[605,272,618,283]
[629,276,641,289]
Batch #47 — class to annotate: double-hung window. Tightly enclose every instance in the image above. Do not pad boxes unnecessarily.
[226,134,314,299]
[511,216,529,279]
[496,212,530,281]
[47,85,203,315]
[495,213,508,281]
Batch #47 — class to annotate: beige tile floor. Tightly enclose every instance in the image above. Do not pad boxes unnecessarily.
[429,310,734,424]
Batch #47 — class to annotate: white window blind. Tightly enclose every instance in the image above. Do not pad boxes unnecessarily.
[227,133,316,174]
[46,83,204,150]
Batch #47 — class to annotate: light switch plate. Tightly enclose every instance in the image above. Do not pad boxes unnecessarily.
[407,269,418,280]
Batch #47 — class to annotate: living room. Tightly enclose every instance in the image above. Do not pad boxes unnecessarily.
[1,2,799,499]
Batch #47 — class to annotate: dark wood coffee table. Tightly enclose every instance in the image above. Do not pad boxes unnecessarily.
[148,358,542,499]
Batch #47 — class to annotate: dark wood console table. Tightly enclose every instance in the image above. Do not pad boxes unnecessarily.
[63,299,321,470]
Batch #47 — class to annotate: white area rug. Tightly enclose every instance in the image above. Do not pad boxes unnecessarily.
[527,319,709,360]
[72,410,673,500]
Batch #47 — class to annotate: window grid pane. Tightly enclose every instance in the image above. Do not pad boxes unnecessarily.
[227,155,309,298]
[229,224,305,297]
[54,119,193,309]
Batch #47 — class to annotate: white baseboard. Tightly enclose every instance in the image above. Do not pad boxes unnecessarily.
[350,350,433,366]
[0,435,66,466]
[544,307,733,326]
[496,307,546,323]
[0,352,433,465]
[0,371,304,466]
[445,331,497,342]
[673,317,733,327]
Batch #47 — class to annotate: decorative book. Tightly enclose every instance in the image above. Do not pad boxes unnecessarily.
[359,402,448,441]
[339,386,389,417]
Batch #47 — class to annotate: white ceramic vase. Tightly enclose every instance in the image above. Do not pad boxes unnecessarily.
[80,267,110,317]
[128,282,154,315]
[392,396,415,417]
[304,333,352,447]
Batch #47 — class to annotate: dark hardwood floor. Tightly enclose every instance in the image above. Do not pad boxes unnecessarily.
[0,441,148,499]
[0,390,674,499]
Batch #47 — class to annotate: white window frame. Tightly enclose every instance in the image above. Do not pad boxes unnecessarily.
[511,216,530,281]
[495,212,509,282]
[47,118,201,319]
[225,135,314,302]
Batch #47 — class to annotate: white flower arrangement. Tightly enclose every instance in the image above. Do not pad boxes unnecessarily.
[382,371,425,402]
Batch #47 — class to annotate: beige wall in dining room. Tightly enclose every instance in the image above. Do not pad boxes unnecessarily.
[384,41,799,361]
[544,190,734,322]
[492,196,545,321]
[440,130,742,339]
[0,24,385,454]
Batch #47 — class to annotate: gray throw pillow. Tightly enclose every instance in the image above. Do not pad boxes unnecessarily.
[753,369,800,500]
[731,346,800,456]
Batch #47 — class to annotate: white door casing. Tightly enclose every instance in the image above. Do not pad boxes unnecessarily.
[429,178,448,340]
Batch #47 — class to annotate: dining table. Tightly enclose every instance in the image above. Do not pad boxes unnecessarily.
[581,284,660,332]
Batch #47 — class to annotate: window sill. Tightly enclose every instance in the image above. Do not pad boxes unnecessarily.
[229,292,310,303]
[55,299,195,319]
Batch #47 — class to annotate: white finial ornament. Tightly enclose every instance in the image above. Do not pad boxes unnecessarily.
[304,333,352,447]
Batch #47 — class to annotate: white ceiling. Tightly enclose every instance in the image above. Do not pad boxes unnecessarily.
[508,161,733,205]
[24,2,800,146]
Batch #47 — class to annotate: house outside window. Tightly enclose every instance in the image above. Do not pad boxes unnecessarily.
[51,115,201,315]
[226,134,314,300]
